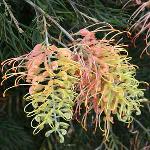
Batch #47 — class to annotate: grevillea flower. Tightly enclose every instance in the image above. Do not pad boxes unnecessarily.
[1,28,147,142]
[1,44,80,143]
[130,1,150,55]
[73,29,146,140]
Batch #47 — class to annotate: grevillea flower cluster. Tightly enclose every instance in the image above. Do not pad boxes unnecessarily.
[1,29,146,142]
[1,44,80,143]
[74,29,146,139]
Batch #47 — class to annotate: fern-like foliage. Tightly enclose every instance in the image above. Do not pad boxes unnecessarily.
[0,119,35,150]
